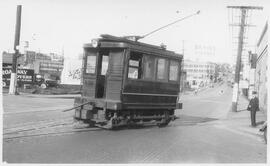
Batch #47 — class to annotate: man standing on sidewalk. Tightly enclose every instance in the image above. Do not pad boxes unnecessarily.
[247,91,260,127]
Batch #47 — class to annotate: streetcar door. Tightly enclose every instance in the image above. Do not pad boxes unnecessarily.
[96,50,109,98]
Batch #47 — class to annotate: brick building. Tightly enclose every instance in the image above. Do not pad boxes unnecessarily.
[183,59,215,89]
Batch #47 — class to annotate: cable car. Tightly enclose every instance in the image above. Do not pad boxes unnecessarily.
[74,34,183,129]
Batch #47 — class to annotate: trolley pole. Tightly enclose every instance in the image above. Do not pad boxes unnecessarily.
[227,6,262,112]
[9,5,22,95]
[132,10,200,41]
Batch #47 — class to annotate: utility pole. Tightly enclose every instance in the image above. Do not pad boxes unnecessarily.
[9,5,22,95]
[227,6,263,112]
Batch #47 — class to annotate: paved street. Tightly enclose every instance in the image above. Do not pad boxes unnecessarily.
[2,83,267,163]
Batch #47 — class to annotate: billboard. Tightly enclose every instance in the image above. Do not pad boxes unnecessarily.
[60,57,82,85]
[2,67,34,86]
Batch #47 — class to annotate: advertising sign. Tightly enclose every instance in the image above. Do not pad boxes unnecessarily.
[61,57,82,85]
[2,67,34,86]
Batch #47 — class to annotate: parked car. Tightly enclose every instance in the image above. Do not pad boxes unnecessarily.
[44,79,59,88]
[35,74,59,89]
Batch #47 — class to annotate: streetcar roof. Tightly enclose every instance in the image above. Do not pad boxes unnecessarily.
[83,34,183,59]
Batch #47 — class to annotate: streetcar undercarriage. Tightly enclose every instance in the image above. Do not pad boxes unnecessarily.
[74,99,177,129]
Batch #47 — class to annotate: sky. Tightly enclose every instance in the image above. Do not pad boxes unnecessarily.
[0,0,269,64]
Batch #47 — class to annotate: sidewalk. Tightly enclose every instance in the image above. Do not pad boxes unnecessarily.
[223,94,267,141]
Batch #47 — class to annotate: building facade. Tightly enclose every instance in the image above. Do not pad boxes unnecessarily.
[2,50,64,82]
[2,51,24,67]
[24,51,64,80]
[183,59,215,89]
[255,22,268,114]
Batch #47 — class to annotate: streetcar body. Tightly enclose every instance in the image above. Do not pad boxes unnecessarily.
[74,34,183,128]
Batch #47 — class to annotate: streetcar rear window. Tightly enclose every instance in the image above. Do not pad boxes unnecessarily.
[169,60,179,81]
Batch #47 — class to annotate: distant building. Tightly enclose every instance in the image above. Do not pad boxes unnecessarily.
[23,51,64,80]
[180,70,187,92]
[2,50,64,81]
[2,51,24,67]
[255,22,268,114]
[183,59,215,89]
[214,63,232,81]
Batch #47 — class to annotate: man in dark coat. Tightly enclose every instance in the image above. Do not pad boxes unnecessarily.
[247,91,259,127]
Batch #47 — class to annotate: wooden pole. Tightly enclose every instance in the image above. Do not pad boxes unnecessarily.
[9,5,22,95]
[231,8,246,112]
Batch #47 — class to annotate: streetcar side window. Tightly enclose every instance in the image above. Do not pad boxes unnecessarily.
[157,58,168,81]
[169,60,179,81]
[86,54,96,74]
[128,52,143,79]
[143,55,155,80]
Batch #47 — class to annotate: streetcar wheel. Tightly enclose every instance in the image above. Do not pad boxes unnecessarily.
[88,120,96,127]
[81,119,96,128]
[2,81,7,87]
[158,117,171,128]
[158,122,168,128]
[158,120,169,127]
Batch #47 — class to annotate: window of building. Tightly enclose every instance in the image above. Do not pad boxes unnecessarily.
[157,58,168,80]
[143,55,155,80]
[86,55,96,74]
[169,61,179,81]
[128,52,143,79]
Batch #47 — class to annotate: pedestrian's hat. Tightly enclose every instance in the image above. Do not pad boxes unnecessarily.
[252,91,257,94]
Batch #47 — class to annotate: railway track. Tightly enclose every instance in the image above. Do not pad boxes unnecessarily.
[3,118,101,141]
[3,113,217,142]
[4,117,72,133]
